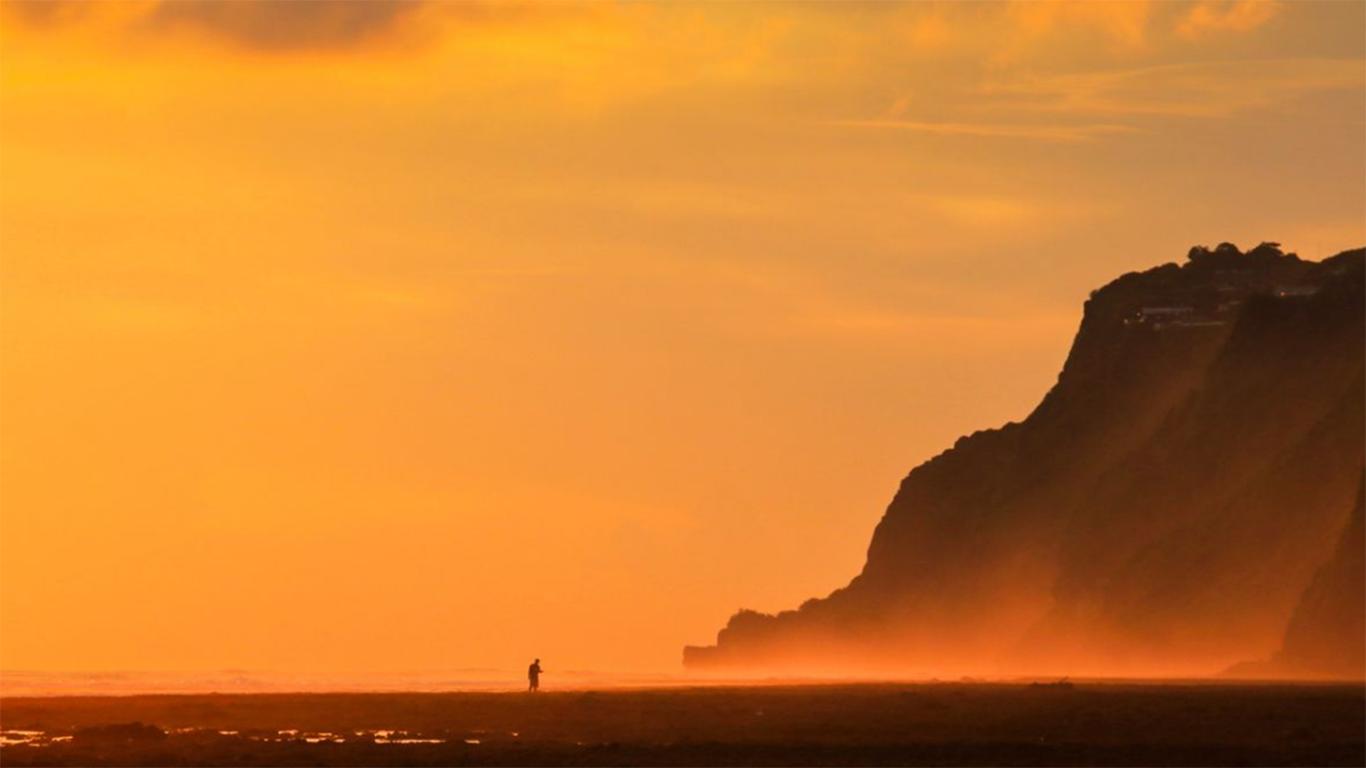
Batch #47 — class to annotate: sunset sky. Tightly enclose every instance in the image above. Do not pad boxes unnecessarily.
[2,0,1363,680]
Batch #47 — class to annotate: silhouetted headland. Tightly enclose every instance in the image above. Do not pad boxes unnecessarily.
[687,243,1366,680]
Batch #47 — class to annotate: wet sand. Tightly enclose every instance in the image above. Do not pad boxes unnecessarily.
[2,681,1362,766]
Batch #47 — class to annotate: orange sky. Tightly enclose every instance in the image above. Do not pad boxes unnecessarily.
[1,0,1363,679]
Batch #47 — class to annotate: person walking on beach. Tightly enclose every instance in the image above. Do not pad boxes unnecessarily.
[528,658,543,692]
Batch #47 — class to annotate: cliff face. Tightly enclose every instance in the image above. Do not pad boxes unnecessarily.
[686,243,1365,679]
[1242,474,1365,679]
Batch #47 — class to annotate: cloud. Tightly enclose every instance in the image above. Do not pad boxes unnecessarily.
[1176,0,1281,39]
[982,58,1365,118]
[889,1,1283,63]
[0,1,595,54]
[829,119,1136,143]
[0,0,435,52]
[0,0,83,27]
[999,0,1154,56]
[140,0,426,52]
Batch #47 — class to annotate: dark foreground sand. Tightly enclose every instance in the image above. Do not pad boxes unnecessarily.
[2,682,1363,766]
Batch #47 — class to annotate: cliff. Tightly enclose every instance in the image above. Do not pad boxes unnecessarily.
[685,243,1365,679]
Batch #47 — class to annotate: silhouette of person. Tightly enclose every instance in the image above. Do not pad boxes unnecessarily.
[528,658,542,692]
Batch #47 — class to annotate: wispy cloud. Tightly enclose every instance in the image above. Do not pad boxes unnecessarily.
[1176,0,1282,40]
[993,0,1154,61]
[828,119,1137,143]
[982,58,1366,118]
